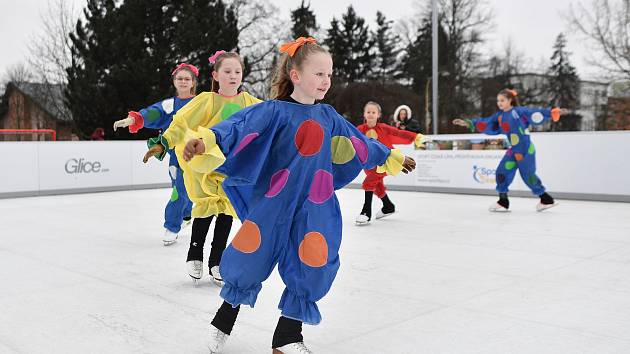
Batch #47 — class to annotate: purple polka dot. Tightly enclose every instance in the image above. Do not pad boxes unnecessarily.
[350,136,368,163]
[233,132,259,156]
[265,169,290,198]
[308,170,334,204]
[506,148,513,157]
[496,173,506,183]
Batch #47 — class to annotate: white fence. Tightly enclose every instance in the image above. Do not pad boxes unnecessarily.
[0,141,170,198]
[1,131,629,202]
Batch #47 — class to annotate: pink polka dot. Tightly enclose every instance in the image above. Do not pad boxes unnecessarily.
[233,132,259,156]
[308,170,334,204]
[265,169,290,198]
[350,136,368,163]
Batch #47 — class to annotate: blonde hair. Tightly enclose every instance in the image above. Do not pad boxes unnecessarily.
[270,42,330,100]
[211,52,245,93]
[364,101,382,113]
[172,67,197,96]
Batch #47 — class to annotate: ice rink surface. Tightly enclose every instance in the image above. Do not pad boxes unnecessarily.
[1,188,630,353]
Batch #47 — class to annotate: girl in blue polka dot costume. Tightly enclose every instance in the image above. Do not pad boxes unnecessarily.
[182,37,416,353]
[453,89,568,212]
[113,63,197,245]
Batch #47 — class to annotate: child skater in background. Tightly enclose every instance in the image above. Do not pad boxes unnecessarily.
[113,63,197,245]
[355,101,428,225]
[452,89,568,212]
[177,37,416,353]
[143,51,262,285]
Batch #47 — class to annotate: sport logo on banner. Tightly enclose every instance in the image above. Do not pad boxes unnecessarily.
[472,165,496,184]
[64,158,110,174]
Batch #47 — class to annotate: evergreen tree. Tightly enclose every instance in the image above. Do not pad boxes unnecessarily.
[324,6,375,82]
[290,0,318,38]
[373,11,400,82]
[547,33,581,131]
[66,0,238,139]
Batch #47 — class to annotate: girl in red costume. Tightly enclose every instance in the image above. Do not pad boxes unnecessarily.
[356,101,427,225]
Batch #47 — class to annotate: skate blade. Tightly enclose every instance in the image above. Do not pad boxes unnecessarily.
[355,220,371,226]
[163,240,177,246]
[489,204,510,213]
[212,278,224,287]
[536,202,558,212]
[375,211,396,219]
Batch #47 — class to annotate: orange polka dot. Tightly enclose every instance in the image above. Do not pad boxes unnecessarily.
[515,153,524,161]
[298,232,328,268]
[232,220,261,254]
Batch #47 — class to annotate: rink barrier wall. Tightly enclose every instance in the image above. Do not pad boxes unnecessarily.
[1,131,629,202]
[350,130,630,203]
[0,140,171,199]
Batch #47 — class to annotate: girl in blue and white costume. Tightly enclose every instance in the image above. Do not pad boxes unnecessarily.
[113,63,197,245]
[453,89,568,212]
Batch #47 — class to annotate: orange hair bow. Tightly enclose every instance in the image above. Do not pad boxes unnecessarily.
[279,37,317,57]
[506,89,518,97]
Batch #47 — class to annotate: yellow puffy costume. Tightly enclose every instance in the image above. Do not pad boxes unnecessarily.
[161,91,262,218]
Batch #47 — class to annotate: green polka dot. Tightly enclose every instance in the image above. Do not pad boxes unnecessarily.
[505,161,516,170]
[510,134,520,146]
[331,136,356,164]
[220,103,243,121]
[528,175,538,185]
[519,127,524,135]
[146,109,161,122]
[170,187,179,202]
[528,143,536,155]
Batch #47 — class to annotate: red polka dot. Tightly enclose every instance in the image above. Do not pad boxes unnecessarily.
[475,121,487,132]
[501,122,510,133]
[515,153,523,161]
[294,119,324,156]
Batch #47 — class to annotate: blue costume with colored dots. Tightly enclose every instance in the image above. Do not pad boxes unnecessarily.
[134,97,193,233]
[187,100,404,325]
[466,107,560,196]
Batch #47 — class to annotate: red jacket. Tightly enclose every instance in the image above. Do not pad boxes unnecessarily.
[357,122,416,149]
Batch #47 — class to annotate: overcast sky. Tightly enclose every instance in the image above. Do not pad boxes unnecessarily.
[0,0,601,81]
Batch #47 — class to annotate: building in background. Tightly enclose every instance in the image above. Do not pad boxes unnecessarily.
[0,82,74,141]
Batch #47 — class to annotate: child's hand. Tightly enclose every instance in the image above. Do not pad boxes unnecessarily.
[113,116,134,131]
[143,145,164,163]
[559,108,569,115]
[452,118,468,127]
[401,156,416,174]
[183,139,205,161]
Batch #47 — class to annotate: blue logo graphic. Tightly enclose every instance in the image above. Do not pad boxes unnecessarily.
[472,165,496,184]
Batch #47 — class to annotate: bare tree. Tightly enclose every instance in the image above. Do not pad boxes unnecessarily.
[2,63,34,88]
[26,0,78,122]
[228,0,289,97]
[568,0,630,79]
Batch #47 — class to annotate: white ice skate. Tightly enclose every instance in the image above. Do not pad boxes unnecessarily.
[187,260,203,283]
[210,266,224,287]
[355,213,371,226]
[207,325,229,354]
[163,229,178,246]
[488,203,510,212]
[273,342,313,354]
[375,208,395,219]
[536,202,558,212]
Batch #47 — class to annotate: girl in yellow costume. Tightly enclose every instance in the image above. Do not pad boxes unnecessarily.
[144,51,262,285]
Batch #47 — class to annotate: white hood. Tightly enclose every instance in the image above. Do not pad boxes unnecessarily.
[392,105,413,124]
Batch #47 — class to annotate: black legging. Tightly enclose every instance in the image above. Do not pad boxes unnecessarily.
[186,213,233,268]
